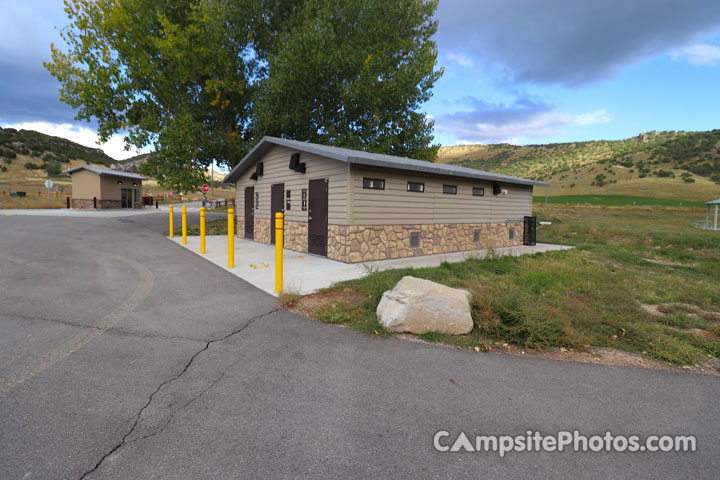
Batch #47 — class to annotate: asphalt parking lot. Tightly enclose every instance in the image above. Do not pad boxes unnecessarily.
[1,210,718,479]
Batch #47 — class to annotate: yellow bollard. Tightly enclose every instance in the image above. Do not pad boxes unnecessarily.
[228,209,235,268]
[169,205,174,238]
[200,207,206,254]
[275,212,283,293]
[181,205,187,244]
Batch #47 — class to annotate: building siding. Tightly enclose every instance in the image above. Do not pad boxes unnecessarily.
[71,169,101,199]
[235,145,348,225]
[349,165,532,225]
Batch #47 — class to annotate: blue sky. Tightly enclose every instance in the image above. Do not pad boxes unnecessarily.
[1,0,719,159]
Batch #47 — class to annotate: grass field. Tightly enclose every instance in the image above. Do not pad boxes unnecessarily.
[297,207,720,370]
[169,215,235,236]
[533,195,707,208]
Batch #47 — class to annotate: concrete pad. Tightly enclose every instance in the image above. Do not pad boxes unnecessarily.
[169,235,573,296]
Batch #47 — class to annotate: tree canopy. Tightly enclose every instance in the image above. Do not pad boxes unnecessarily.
[46,0,442,191]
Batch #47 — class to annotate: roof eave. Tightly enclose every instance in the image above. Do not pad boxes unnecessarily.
[224,137,548,188]
[223,136,273,183]
[345,155,549,188]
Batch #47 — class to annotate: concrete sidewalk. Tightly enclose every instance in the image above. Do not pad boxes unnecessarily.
[169,235,572,295]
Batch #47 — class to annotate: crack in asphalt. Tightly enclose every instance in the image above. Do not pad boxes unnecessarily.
[77,307,279,480]
[0,311,207,344]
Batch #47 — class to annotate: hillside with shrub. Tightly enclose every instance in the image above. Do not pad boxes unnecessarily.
[436,130,720,201]
[0,127,116,168]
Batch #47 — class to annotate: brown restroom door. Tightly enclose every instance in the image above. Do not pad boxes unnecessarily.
[270,183,284,244]
[244,186,254,240]
[308,178,328,256]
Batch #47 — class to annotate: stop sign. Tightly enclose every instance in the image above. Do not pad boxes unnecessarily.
[202,184,209,193]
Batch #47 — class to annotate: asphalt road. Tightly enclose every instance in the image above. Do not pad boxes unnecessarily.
[0,211,718,479]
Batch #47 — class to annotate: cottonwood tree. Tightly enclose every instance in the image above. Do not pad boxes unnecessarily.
[253,0,442,162]
[46,0,441,191]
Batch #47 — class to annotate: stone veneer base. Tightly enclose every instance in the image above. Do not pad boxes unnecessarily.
[329,222,524,263]
[240,219,524,263]
[72,198,124,209]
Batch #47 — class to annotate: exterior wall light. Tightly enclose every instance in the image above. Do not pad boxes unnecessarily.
[117,180,123,185]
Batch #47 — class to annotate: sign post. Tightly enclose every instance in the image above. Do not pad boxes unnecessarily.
[44,179,53,202]
[202,184,209,208]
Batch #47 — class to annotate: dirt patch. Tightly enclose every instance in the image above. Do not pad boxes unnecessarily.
[640,302,720,321]
[644,258,689,267]
[285,293,720,376]
[286,291,365,319]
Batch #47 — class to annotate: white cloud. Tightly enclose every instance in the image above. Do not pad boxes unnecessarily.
[1,121,148,160]
[446,52,474,68]
[672,44,720,65]
[573,108,613,126]
[433,97,613,144]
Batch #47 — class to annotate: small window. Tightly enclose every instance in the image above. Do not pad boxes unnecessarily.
[254,192,259,210]
[473,230,481,243]
[407,181,424,193]
[285,190,291,211]
[442,185,457,195]
[133,189,140,202]
[509,228,515,240]
[409,232,421,249]
[472,187,485,197]
[363,178,385,190]
[301,189,308,211]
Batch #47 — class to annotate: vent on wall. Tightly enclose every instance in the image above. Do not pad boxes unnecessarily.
[289,153,300,170]
[409,232,421,249]
[289,153,306,174]
[250,162,264,180]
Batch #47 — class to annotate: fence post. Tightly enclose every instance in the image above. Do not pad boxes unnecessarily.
[200,207,206,254]
[169,205,174,238]
[275,212,283,293]
[181,205,187,244]
[228,209,235,268]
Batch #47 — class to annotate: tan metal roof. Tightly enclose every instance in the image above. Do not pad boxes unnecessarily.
[64,165,147,181]
[224,137,550,188]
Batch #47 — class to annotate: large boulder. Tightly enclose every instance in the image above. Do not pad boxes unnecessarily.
[376,276,474,335]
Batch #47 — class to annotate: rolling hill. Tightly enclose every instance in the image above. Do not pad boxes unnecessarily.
[436,130,720,202]
[4,126,719,204]
[0,128,232,203]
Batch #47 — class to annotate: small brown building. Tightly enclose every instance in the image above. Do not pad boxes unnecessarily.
[224,138,548,263]
[65,166,146,209]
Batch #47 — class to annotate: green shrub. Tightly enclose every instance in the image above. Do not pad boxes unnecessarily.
[42,153,55,163]
[2,157,11,164]
[24,162,41,170]
[2,149,16,159]
[45,160,62,176]
[1,166,7,172]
